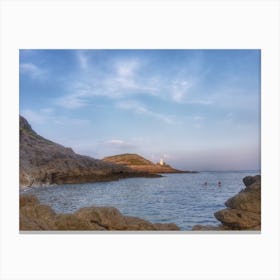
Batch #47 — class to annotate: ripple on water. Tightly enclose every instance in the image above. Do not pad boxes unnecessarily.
[23,171,259,230]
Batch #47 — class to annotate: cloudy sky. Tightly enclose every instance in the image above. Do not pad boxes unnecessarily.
[20,49,260,171]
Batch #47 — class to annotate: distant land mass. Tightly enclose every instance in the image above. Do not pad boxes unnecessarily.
[19,116,160,189]
[103,153,196,174]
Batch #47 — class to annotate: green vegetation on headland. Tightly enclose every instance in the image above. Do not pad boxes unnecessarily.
[103,153,196,174]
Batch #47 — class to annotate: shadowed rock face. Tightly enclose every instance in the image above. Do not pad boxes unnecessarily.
[20,116,159,189]
[192,224,231,231]
[224,177,261,214]
[20,195,180,231]
[192,175,261,231]
[214,209,261,229]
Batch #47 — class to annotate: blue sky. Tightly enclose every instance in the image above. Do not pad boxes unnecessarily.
[20,49,260,171]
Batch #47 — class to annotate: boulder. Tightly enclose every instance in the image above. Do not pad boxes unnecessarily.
[54,214,93,230]
[20,194,180,231]
[243,175,261,187]
[154,223,180,230]
[225,185,261,214]
[20,194,39,207]
[20,203,56,230]
[214,208,261,230]
[75,207,128,230]
[192,224,231,231]
[124,216,156,230]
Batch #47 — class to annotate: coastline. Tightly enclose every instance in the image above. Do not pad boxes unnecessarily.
[20,172,163,190]
[20,174,261,231]
[20,116,198,189]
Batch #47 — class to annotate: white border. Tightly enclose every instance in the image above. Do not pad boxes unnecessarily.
[1,1,279,279]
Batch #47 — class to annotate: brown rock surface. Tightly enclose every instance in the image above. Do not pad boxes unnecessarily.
[20,116,159,189]
[20,194,180,231]
[20,203,56,230]
[225,182,261,214]
[243,175,261,187]
[153,223,180,230]
[214,208,261,229]
[192,224,231,231]
[54,214,93,230]
[75,206,128,230]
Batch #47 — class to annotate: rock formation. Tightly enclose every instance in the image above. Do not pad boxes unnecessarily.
[20,116,159,189]
[20,194,179,231]
[103,153,195,174]
[192,175,261,231]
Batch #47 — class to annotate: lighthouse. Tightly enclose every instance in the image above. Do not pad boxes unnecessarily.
[159,158,164,166]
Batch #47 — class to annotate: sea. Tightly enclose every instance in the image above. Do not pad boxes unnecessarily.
[22,170,260,230]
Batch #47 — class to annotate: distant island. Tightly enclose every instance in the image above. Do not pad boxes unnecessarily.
[103,153,196,174]
[20,116,196,189]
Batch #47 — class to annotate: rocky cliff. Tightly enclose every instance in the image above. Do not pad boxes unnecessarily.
[20,116,158,189]
[192,175,261,230]
[103,153,193,174]
[20,194,179,231]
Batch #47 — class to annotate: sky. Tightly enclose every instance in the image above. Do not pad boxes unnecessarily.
[19,49,260,171]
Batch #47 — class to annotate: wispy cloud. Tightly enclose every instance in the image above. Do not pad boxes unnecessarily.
[115,59,139,78]
[191,114,204,129]
[54,58,159,108]
[19,50,260,170]
[52,53,216,112]
[106,139,125,145]
[116,100,175,124]
[104,139,136,149]
[102,58,158,97]
[77,51,89,70]
[170,79,192,103]
[20,63,46,79]
[216,112,235,126]
[55,92,90,109]
[193,115,204,121]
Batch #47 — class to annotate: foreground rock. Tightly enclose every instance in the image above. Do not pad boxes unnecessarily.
[20,116,159,189]
[192,224,231,231]
[20,195,179,231]
[192,175,261,231]
[103,153,197,174]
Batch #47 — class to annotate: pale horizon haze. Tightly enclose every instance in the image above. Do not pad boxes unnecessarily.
[20,49,260,171]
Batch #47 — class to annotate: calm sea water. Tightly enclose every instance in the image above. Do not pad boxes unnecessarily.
[23,171,260,230]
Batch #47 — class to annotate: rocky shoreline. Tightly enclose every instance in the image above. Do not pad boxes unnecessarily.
[20,116,193,189]
[20,194,179,231]
[192,175,261,231]
[20,175,261,231]
[20,116,164,189]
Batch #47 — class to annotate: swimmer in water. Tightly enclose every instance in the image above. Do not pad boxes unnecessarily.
[218,181,221,187]
[204,182,208,186]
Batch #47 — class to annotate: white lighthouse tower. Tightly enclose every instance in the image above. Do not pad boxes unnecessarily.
[159,158,164,166]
